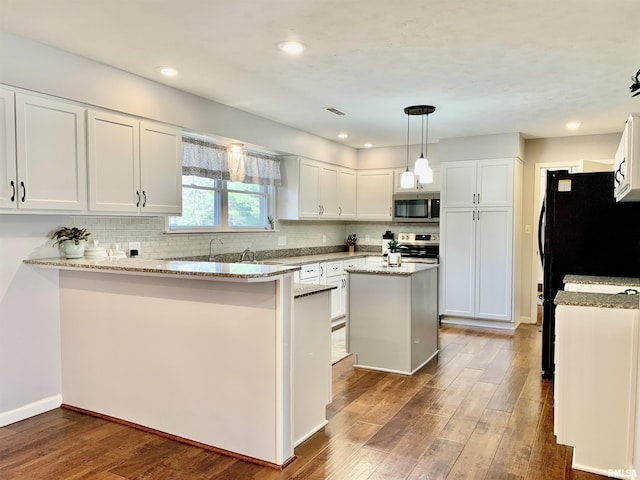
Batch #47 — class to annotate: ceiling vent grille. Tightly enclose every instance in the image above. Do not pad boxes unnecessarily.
[324,106,347,116]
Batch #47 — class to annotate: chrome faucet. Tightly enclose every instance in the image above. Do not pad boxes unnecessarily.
[240,248,255,262]
[208,238,223,261]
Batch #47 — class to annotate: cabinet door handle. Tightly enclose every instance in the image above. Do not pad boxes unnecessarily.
[389,207,392,216]
[136,190,140,207]
[472,210,475,221]
[318,205,322,215]
[142,190,147,207]
[477,193,480,204]
[473,193,476,204]
[477,210,480,221]
[620,157,626,179]
[320,265,324,276]
[338,206,342,215]
[20,181,26,203]
[9,180,15,202]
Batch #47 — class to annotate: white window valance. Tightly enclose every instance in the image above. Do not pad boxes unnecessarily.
[182,135,281,186]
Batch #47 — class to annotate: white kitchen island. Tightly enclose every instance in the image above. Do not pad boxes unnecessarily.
[346,263,439,375]
[24,257,301,469]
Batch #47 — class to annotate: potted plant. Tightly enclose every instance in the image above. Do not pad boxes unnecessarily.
[386,240,404,266]
[51,226,91,259]
[267,216,275,230]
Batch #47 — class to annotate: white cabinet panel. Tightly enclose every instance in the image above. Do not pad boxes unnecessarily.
[476,160,513,206]
[326,276,344,319]
[15,93,86,210]
[475,207,513,320]
[319,165,338,217]
[441,161,476,207]
[615,113,640,202]
[356,169,393,220]
[0,88,16,208]
[440,208,476,317]
[299,160,321,217]
[139,120,182,214]
[337,168,356,218]
[88,110,140,212]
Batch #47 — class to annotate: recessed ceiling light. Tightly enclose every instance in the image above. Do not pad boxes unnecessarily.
[363,143,373,148]
[277,41,306,54]
[566,121,581,130]
[159,67,179,77]
[338,133,348,139]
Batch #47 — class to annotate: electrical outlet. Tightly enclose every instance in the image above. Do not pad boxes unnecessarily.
[278,236,286,246]
[129,241,141,254]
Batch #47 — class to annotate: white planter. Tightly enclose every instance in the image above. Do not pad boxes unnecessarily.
[64,240,86,259]
[387,252,402,266]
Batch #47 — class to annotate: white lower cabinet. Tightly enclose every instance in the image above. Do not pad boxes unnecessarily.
[326,260,346,321]
[555,302,639,477]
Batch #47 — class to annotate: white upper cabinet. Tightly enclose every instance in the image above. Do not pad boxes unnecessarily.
[277,156,357,220]
[88,110,140,212]
[356,169,393,220]
[614,113,640,202]
[139,120,182,214]
[0,88,17,209]
[337,168,356,218]
[88,110,182,215]
[8,92,87,211]
[441,159,513,207]
[393,165,441,193]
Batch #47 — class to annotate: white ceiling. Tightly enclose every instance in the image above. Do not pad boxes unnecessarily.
[1,0,638,149]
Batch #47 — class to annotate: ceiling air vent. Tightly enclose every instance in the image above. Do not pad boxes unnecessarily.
[324,106,347,116]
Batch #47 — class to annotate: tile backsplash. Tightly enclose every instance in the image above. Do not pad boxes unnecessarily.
[69,216,440,259]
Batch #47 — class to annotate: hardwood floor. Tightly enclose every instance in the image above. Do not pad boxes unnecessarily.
[0,324,608,479]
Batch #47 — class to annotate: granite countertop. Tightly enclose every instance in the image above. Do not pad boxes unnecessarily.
[267,251,370,266]
[345,263,438,276]
[293,283,337,298]
[24,257,300,281]
[555,290,639,310]
[563,274,640,288]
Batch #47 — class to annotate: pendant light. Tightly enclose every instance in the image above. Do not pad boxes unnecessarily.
[400,111,416,188]
[404,105,436,183]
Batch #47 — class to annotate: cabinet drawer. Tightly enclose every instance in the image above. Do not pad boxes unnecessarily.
[343,259,358,270]
[299,263,320,280]
[326,260,344,277]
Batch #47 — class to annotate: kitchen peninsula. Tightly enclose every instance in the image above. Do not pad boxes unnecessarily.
[24,258,300,468]
[346,263,439,375]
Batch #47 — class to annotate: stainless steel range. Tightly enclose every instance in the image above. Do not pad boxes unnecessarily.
[396,233,439,264]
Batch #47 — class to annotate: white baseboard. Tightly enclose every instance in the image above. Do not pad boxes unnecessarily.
[520,316,534,324]
[440,317,516,331]
[0,394,62,427]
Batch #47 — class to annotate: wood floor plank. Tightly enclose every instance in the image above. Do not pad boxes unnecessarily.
[405,438,465,480]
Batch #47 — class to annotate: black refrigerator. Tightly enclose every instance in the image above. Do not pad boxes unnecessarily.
[540,170,640,379]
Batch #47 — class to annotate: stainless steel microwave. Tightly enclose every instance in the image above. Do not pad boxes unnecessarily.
[392,193,440,223]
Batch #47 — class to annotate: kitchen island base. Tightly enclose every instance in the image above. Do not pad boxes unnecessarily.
[347,264,439,375]
[58,268,294,468]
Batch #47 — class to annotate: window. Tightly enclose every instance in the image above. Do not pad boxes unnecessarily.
[168,135,279,231]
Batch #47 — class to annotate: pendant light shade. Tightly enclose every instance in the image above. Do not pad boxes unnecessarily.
[404,105,435,183]
[400,110,415,188]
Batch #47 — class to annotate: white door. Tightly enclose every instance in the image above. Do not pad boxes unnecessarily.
[440,208,476,317]
[476,160,513,206]
[0,88,16,209]
[337,168,356,218]
[15,93,86,210]
[298,160,321,217]
[139,120,182,214]
[326,276,344,319]
[87,110,140,212]
[319,164,338,217]
[440,161,476,207]
[356,170,393,220]
[475,207,513,321]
